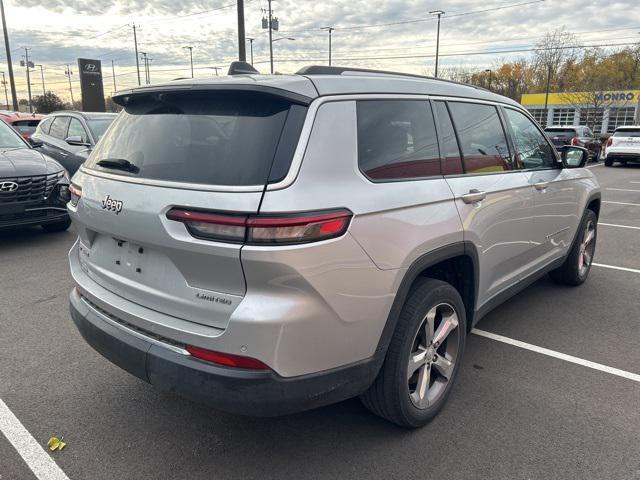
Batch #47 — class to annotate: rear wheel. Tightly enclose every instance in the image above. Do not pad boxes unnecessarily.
[361,278,466,428]
[604,158,613,167]
[42,218,71,233]
[549,209,597,286]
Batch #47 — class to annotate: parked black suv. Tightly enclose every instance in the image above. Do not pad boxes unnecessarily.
[0,117,71,232]
[31,111,116,175]
[544,126,602,162]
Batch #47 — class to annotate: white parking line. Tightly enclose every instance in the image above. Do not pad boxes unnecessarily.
[598,222,640,231]
[606,187,640,193]
[602,200,640,207]
[593,262,640,274]
[472,329,640,383]
[585,164,603,169]
[0,399,70,480]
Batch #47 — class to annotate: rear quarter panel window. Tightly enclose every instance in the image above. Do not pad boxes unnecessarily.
[357,100,441,181]
[448,102,513,174]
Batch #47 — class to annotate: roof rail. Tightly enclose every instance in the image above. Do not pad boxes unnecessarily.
[295,65,489,91]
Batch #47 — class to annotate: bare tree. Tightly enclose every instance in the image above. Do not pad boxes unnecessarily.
[532,27,580,92]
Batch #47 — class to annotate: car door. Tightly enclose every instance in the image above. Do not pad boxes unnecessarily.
[44,116,71,165]
[503,107,581,269]
[64,117,92,174]
[436,100,536,308]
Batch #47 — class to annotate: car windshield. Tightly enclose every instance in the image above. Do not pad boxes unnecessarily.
[87,118,115,142]
[614,129,640,137]
[0,121,27,149]
[545,128,576,136]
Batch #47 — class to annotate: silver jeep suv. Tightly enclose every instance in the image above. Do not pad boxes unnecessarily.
[67,64,600,428]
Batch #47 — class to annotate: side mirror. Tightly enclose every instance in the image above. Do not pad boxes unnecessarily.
[65,135,90,147]
[560,145,588,168]
[28,137,43,148]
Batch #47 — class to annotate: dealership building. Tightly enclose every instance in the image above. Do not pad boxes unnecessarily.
[521,90,640,133]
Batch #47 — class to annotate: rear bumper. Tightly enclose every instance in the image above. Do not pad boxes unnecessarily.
[69,287,380,416]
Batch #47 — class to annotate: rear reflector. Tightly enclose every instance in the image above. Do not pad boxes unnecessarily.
[167,208,352,245]
[186,345,270,370]
[69,183,82,207]
[571,136,579,146]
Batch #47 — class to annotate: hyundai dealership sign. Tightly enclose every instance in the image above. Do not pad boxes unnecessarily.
[77,58,106,112]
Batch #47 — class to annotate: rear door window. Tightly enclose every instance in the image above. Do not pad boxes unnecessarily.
[448,102,513,174]
[357,100,440,181]
[37,117,53,135]
[85,91,305,187]
[49,116,70,139]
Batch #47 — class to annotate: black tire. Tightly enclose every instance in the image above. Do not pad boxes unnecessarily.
[41,218,71,233]
[549,209,597,286]
[604,158,613,167]
[361,278,466,428]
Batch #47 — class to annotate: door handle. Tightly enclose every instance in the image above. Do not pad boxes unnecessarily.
[533,181,549,191]
[461,189,487,204]
[59,152,69,157]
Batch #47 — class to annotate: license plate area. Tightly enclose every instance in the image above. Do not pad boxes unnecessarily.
[112,238,148,277]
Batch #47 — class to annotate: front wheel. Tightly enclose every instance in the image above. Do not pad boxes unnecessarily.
[361,278,466,428]
[549,209,597,286]
[604,158,613,167]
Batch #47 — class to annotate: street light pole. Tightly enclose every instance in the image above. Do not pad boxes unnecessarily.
[237,0,246,62]
[0,0,18,110]
[131,23,141,86]
[429,10,445,78]
[321,27,334,66]
[111,59,116,93]
[485,69,492,91]
[35,64,45,96]
[183,46,194,78]
[247,37,254,65]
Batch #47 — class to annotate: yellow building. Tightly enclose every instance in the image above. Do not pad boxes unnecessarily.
[520,90,640,133]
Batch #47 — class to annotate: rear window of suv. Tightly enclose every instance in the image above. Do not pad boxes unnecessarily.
[84,91,306,186]
[545,128,577,136]
[614,129,640,137]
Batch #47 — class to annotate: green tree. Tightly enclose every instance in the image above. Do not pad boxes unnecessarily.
[32,91,67,114]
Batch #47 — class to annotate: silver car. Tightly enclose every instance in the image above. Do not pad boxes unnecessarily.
[67,64,600,428]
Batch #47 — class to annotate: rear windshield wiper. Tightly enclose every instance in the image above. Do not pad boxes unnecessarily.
[96,158,139,174]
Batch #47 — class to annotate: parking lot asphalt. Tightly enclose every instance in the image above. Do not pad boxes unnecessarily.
[1,163,639,480]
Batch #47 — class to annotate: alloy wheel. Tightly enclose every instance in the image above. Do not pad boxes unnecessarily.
[578,219,596,276]
[407,302,460,409]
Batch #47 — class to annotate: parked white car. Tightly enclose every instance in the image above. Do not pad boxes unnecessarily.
[604,126,640,166]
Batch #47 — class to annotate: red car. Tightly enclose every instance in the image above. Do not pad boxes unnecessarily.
[0,111,44,140]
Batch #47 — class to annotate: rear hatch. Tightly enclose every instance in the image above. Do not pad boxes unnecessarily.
[612,128,640,150]
[72,88,308,329]
[545,128,577,147]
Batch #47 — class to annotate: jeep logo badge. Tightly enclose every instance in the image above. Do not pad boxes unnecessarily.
[101,195,123,215]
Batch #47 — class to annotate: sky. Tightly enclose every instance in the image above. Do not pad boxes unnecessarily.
[1,0,639,102]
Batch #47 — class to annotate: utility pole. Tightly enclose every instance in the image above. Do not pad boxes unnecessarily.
[237,0,246,62]
[247,37,254,65]
[64,64,74,105]
[22,47,32,112]
[210,66,221,76]
[140,52,148,84]
[485,69,492,91]
[1,72,8,109]
[320,27,334,66]
[429,10,445,78]
[35,64,45,96]
[131,23,141,86]
[111,59,116,93]
[0,0,17,110]
[183,46,194,78]
[262,0,279,74]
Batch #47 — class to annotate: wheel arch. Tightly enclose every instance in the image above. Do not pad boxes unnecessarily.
[374,242,479,361]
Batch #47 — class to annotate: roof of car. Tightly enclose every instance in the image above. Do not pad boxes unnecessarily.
[47,111,117,120]
[545,126,581,130]
[112,65,521,108]
[0,111,44,122]
[615,125,640,130]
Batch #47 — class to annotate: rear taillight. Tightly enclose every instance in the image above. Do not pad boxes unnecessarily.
[571,136,579,146]
[186,345,270,370]
[69,183,82,207]
[607,137,613,147]
[166,208,352,245]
